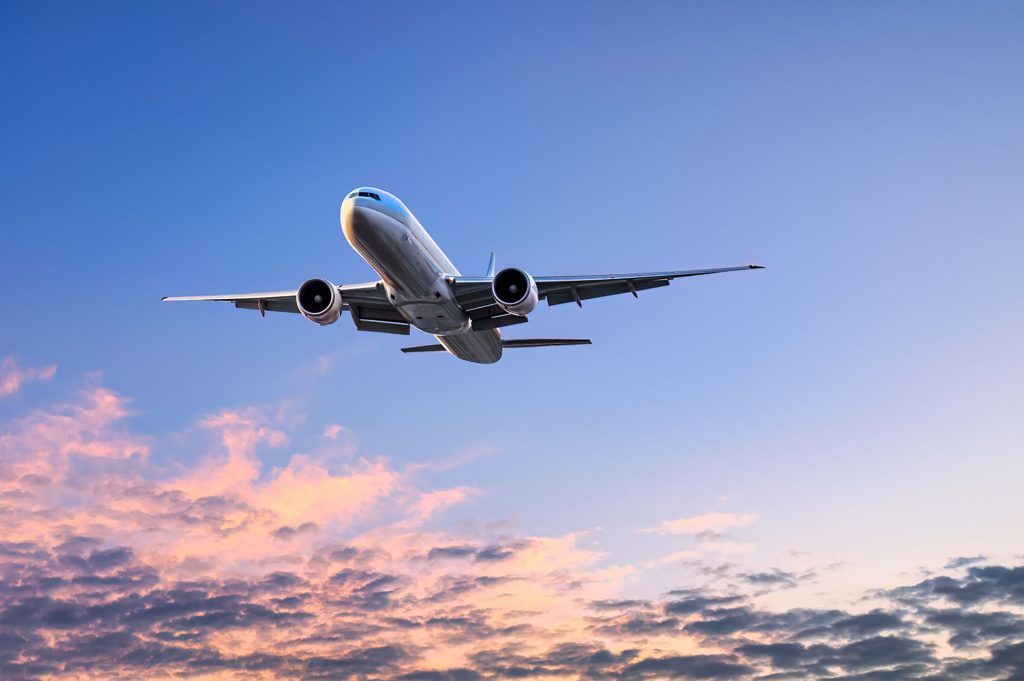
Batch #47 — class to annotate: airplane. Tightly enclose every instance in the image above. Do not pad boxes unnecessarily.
[163,187,763,364]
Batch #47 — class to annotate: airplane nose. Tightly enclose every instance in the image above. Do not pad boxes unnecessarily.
[340,198,363,243]
[341,201,382,249]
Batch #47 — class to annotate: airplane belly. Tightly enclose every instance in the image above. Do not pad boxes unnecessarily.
[438,329,502,364]
[345,209,434,290]
[344,205,470,334]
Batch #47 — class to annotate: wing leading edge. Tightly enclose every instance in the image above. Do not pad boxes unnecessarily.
[449,264,764,312]
[161,281,393,318]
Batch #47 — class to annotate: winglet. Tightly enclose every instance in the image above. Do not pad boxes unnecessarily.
[749,264,765,269]
[486,253,496,278]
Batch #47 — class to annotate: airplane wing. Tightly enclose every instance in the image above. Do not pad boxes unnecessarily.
[162,289,302,314]
[162,281,410,333]
[448,265,763,329]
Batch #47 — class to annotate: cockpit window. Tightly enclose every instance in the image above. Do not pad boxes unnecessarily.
[348,190,381,201]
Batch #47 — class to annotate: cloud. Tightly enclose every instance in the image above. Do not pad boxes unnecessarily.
[945,554,987,570]
[647,550,702,567]
[889,565,1024,607]
[426,542,525,563]
[736,568,816,593]
[624,653,753,679]
[322,424,345,440]
[272,521,319,540]
[0,357,57,397]
[642,512,757,536]
[2,376,1024,680]
[698,540,757,555]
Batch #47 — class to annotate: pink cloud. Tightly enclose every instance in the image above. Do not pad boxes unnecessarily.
[0,356,56,397]
[641,512,758,535]
[2,373,1015,680]
[0,376,657,678]
[322,423,345,440]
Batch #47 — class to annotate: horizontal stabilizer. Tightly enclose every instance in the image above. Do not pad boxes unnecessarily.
[501,338,592,348]
[400,344,448,353]
[401,338,591,354]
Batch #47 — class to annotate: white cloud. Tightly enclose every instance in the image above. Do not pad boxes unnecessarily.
[641,512,757,536]
[645,549,701,568]
[699,540,757,555]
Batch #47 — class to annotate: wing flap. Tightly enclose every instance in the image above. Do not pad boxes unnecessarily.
[544,279,669,306]
[349,305,406,323]
[235,299,300,314]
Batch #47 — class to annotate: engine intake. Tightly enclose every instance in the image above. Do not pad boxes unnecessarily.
[296,278,342,325]
[492,267,538,316]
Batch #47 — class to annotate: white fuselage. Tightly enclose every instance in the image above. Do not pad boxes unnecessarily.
[340,188,502,363]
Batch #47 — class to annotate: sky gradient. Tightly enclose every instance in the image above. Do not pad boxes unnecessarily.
[1,1,1023,679]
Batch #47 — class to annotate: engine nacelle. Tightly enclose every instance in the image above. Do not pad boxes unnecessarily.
[492,267,538,316]
[296,278,342,325]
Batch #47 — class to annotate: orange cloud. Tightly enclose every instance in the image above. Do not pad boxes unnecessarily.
[7,374,1000,681]
[1,377,680,679]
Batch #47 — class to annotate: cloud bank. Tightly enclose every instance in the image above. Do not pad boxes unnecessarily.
[1,378,1022,680]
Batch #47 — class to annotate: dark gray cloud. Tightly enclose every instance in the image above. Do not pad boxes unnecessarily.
[589,598,651,611]
[734,641,828,669]
[663,592,744,615]
[922,607,1024,648]
[427,545,477,560]
[2,543,1024,680]
[794,610,909,639]
[945,555,987,570]
[623,653,753,679]
[891,565,1024,606]
[737,567,815,593]
[272,522,319,540]
[398,670,483,681]
[684,606,763,637]
[425,575,511,603]
[425,541,526,563]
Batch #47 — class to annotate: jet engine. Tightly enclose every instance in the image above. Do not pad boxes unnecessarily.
[296,278,342,325]
[491,267,538,316]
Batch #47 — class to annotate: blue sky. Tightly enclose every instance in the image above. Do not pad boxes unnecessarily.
[1,3,1023,678]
